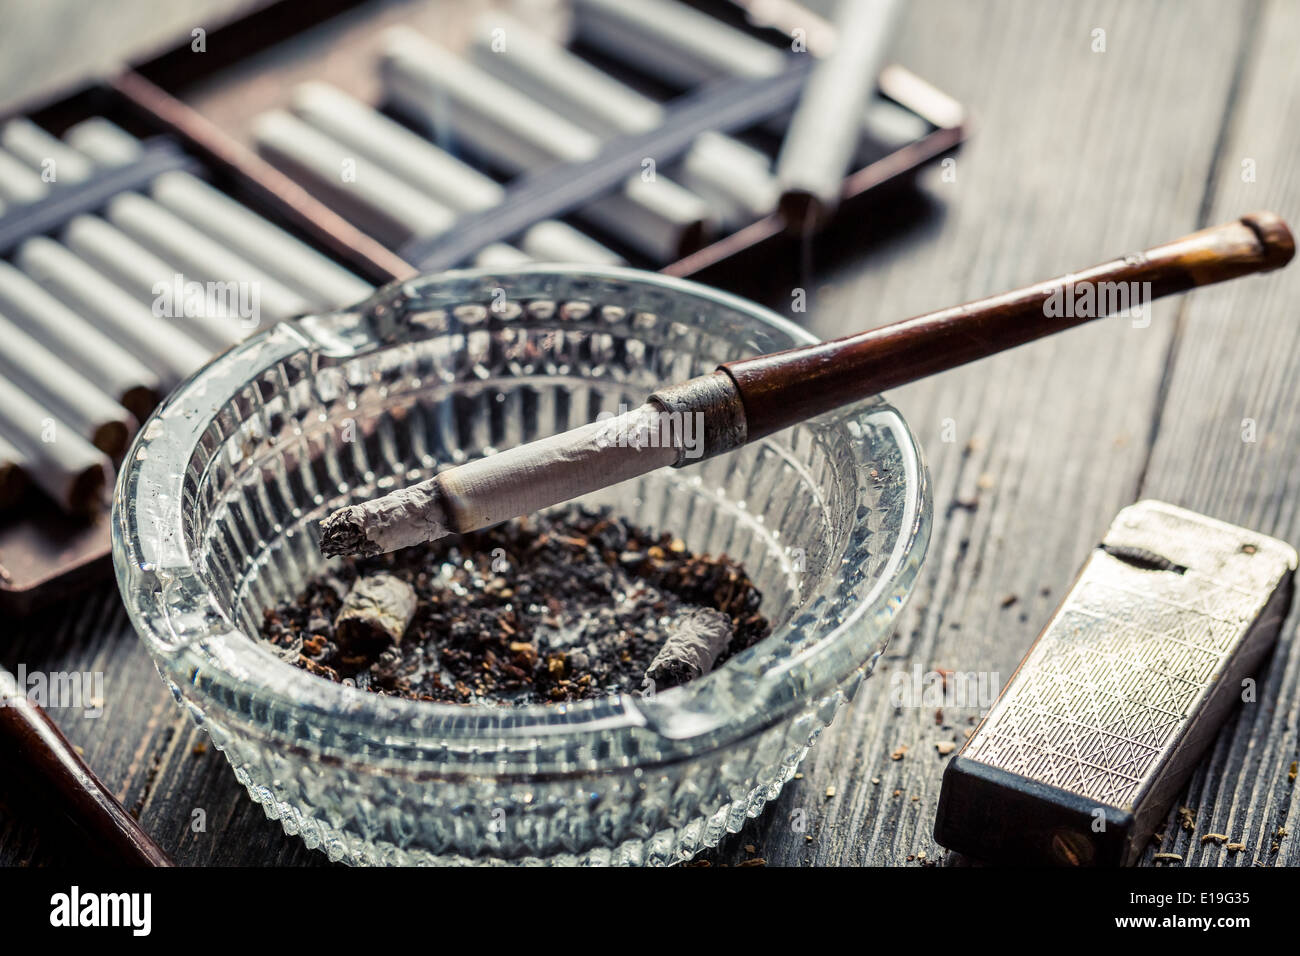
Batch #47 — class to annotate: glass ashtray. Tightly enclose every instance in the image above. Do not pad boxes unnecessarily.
[112,266,932,866]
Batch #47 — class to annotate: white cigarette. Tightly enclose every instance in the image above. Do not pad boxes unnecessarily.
[469,13,777,228]
[104,191,312,324]
[381,28,712,261]
[290,82,623,266]
[471,243,533,268]
[150,171,374,310]
[517,220,622,265]
[1,117,94,184]
[0,433,30,510]
[254,109,457,248]
[61,214,245,352]
[0,306,135,457]
[572,0,909,159]
[0,146,48,204]
[0,374,112,516]
[570,0,787,85]
[64,117,372,310]
[320,403,677,556]
[15,236,211,385]
[777,0,902,231]
[0,260,159,422]
[63,118,142,166]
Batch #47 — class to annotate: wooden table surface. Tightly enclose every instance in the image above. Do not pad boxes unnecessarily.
[3,0,1299,867]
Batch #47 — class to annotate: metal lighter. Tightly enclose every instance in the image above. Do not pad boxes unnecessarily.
[934,500,1297,865]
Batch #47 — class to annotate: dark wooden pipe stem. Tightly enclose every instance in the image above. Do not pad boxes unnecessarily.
[0,672,174,866]
[722,212,1294,440]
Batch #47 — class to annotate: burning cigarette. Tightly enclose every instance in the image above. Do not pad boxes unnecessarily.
[469,13,777,229]
[0,307,136,457]
[334,573,417,654]
[66,117,372,310]
[61,215,245,352]
[0,260,159,422]
[290,82,623,267]
[1,117,93,183]
[776,0,902,232]
[320,403,680,557]
[0,374,111,516]
[645,607,733,689]
[381,28,713,262]
[16,237,210,386]
[0,146,48,205]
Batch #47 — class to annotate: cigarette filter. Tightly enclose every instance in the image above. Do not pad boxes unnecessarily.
[935,500,1296,865]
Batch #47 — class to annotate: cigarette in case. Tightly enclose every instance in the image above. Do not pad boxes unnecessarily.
[934,500,1297,866]
[61,214,245,352]
[0,260,160,422]
[63,116,373,309]
[381,28,713,262]
[468,12,778,229]
[1,117,93,184]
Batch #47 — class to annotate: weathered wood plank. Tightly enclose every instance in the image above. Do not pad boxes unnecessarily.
[705,0,1262,867]
[1132,0,1300,868]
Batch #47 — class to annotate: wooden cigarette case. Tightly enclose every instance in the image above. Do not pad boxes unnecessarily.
[934,500,1297,865]
[0,0,966,614]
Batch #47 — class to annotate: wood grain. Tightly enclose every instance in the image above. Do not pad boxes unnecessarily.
[3,0,1297,868]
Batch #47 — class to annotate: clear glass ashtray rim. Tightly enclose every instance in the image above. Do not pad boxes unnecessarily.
[111,265,932,762]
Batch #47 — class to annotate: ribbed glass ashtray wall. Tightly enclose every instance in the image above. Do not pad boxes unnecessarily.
[113,267,931,866]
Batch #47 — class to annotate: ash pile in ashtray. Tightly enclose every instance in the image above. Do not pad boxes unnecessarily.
[259,506,770,704]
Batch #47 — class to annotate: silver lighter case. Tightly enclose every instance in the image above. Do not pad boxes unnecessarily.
[935,500,1297,865]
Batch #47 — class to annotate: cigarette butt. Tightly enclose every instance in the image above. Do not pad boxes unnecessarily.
[16,236,211,386]
[335,573,417,653]
[1,117,93,183]
[0,375,111,517]
[0,260,160,422]
[645,607,733,688]
[61,215,245,352]
[0,307,136,457]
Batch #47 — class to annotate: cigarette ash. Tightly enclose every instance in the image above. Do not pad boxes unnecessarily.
[259,506,770,704]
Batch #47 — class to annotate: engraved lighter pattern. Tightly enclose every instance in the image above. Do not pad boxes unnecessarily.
[963,502,1295,809]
